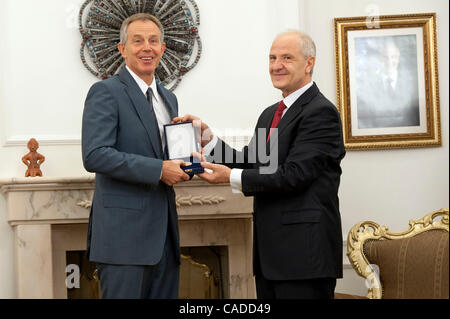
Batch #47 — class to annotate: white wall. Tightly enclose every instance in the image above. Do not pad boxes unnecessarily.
[0,0,448,298]
[0,0,95,177]
[0,0,16,299]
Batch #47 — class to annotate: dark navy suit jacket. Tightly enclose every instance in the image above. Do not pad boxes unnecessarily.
[212,83,346,280]
[82,68,180,266]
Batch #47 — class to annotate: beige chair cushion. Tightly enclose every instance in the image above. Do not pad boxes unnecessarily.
[364,230,449,299]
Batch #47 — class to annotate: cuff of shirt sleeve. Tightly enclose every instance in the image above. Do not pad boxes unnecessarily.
[202,134,218,156]
[229,168,243,194]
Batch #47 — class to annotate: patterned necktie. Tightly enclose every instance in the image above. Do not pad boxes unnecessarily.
[146,88,163,153]
[267,100,287,143]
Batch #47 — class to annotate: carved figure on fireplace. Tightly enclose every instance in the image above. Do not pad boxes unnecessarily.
[22,138,45,177]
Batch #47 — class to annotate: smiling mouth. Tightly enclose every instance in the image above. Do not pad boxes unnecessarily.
[140,57,154,62]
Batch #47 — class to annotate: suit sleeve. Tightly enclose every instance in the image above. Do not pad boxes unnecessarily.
[241,102,345,196]
[81,82,163,186]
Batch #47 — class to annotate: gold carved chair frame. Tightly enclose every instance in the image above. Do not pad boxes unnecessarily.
[347,208,449,299]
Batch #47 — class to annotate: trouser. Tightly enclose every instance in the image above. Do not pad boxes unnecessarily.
[96,232,179,299]
[255,275,336,299]
[253,233,336,299]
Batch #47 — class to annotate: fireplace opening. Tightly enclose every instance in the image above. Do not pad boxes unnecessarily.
[65,246,229,299]
[180,246,229,299]
[65,250,101,299]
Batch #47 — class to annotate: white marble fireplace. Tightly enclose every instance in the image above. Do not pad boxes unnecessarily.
[0,176,255,299]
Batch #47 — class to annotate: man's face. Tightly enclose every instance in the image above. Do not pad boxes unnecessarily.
[269,34,315,97]
[118,19,166,84]
[384,43,400,74]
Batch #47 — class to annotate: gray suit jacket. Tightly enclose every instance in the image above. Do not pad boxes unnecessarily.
[82,68,180,266]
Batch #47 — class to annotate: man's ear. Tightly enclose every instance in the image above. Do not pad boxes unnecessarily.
[118,42,126,58]
[306,56,315,74]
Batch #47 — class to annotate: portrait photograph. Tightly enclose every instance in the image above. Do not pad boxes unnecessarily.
[335,13,441,150]
[354,34,420,129]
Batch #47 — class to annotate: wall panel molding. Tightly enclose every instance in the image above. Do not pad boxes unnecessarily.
[3,134,254,148]
[3,135,81,147]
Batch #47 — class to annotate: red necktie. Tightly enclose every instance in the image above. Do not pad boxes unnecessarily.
[267,100,287,142]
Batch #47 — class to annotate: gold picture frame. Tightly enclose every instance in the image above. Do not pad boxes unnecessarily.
[334,13,441,150]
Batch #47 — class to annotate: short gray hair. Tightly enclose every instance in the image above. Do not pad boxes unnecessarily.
[277,30,316,75]
[120,13,164,45]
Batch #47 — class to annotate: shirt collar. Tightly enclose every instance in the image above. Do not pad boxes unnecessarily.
[282,81,314,108]
[126,66,159,103]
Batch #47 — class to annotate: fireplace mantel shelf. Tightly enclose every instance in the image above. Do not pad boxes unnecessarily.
[1,176,253,225]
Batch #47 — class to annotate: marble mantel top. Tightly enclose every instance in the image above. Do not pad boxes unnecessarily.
[0,176,95,185]
[0,175,222,185]
[0,175,95,185]
[0,176,96,193]
[0,176,228,193]
[1,176,252,225]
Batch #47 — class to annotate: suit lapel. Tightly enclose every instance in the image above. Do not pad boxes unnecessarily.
[277,83,319,137]
[268,82,320,152]
[118,68,164,158]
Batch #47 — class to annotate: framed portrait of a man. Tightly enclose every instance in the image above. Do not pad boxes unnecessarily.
[334,13,441,150]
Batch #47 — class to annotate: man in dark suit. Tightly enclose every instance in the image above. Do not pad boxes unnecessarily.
[82,13,190,299]
[174,31,345,299]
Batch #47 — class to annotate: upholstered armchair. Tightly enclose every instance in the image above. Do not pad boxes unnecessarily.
[346,209,449,299]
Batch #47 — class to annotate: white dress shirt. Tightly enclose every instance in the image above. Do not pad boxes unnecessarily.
[204,81,313,194]
[126,66,172,149]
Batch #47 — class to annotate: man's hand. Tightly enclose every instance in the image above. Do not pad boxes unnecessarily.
[172,114,213,147]
[198,162,231,184]
[161,160,190,186]
[190,151,206,164]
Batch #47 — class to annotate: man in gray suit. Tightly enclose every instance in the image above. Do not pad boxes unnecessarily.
[82,13,190,299]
